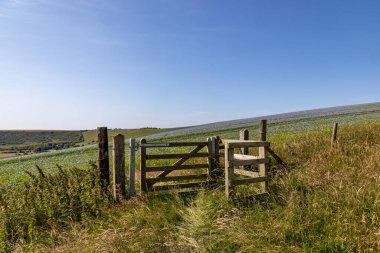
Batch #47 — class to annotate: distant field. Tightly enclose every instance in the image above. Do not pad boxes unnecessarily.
[1,103,379,185]
[81,127,183,145]
[0,127,180,159]
[0,130,84,157]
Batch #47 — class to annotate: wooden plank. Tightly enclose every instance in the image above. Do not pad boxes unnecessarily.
[141,142,207,148]
[154,144,206,182]
[267,147,287,168]
[230,158,270,166]
[232,176,269,186]
[129,138,136,196]
[140,139,147,192]
[222,140,270,148]
[97,127,110,187]
[152,181,208,191]
[234,154,260,160]
[146,174,208,183]
[145,164,209,172]
[112,134,126,200]
[146,153,209,160]
[234,169,259,178]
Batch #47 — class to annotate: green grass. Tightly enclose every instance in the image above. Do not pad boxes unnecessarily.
[1,111,380,251]
[5,122,379,252]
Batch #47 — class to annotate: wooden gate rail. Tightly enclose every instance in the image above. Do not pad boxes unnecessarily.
[223,140,270,199]
[140,139,214,193]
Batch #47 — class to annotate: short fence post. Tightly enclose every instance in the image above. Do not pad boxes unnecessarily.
[239,129,249,155]
[207,137,213,178]
[129,138,136,196]
[260,120,267,141]
[214,136,220,170]
[331,122,338,150]
[259,120,268,193]
[112,134,126,200]
[225,144,235,199]
[98,127,110,188]
[140,139,147,193]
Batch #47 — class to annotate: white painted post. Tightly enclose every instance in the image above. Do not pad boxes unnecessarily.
[129,138,136,196]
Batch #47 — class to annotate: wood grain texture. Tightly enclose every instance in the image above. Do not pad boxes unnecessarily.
[97,127,110,187]
[112,134,126,200]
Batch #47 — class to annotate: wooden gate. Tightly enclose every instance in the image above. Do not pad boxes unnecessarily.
[139,138,218,192]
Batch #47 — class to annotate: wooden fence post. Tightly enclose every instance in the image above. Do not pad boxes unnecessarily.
[140,139,147,193]
[112,134,126,200]
[207,137,213,178]
[259,120,268,193]
[331,122,338,150]
[214,136,220,170]
[225,143,235,199]
[240,129,249,155]
[260,120,267,141]
[129,138,136,196]
[98,127,110,187]
[207,136,218,180]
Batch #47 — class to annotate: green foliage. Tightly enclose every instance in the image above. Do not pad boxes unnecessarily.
[0,164,113,251]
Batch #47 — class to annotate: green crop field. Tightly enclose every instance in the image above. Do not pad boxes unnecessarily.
[1,107,379,185]
[0,130,84,157]
[1,106,380,252]
[81,127,183,145]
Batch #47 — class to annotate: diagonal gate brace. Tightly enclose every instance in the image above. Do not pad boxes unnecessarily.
[147,144,206,188]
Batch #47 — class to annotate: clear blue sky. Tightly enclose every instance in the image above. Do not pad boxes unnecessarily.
[1,0,379,130]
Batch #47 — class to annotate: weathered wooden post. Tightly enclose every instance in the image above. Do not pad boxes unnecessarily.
[225,143,235,199]
[259,120,268,193]
[239,129,249,155]
[112,134,126,200]
[207,136,219,180]
[140,138,147,193]
[207,137,213,178]
[129,138,136,196]
[214,136,220,171]
[98,127,110,187]
[331,122,338,150]
[260,120,267,141]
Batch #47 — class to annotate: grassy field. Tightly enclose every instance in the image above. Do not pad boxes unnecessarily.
[80,127,183,145]
[1,107,380,251]
[0,130,84,157]
[1,121,379,252]
[1,108,379,185]
[0,127,180,159]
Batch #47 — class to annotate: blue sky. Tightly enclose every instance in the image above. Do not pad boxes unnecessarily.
[0,0,379,130]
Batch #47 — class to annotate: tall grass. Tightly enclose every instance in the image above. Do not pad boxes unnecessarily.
[0,164,113,252]
[4,122,380,252]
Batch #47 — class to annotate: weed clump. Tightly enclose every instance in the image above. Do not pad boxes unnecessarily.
[0,163,112,251]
